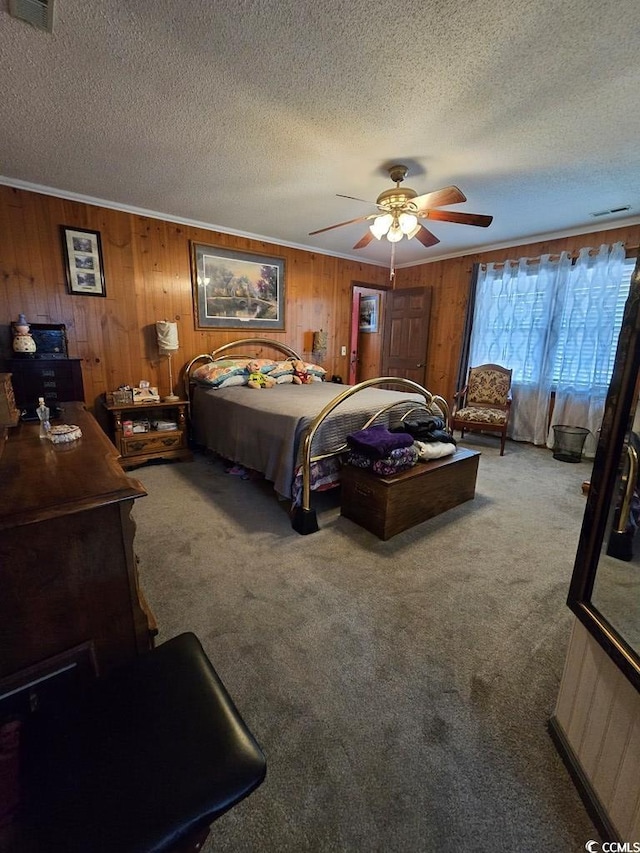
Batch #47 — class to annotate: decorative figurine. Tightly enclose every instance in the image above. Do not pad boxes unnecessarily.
[12,314,36,355]
[36,397,50,437]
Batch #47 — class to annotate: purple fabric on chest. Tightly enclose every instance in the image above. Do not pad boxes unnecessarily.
[347,424,414,459]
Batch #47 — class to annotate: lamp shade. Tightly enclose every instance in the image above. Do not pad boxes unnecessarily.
[387,221,403,242]
[156,321,179,353]
[370,213,393,240]
[398,212,418,234]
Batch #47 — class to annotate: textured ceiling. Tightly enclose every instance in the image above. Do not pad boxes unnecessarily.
[1,0,639,267]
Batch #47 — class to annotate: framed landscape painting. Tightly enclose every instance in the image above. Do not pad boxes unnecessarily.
[190,243,285,330]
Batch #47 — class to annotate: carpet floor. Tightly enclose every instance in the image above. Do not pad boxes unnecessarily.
[132,434,599,852]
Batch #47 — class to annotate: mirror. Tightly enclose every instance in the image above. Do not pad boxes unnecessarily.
[592,410,640,653]
[567,257,640,690]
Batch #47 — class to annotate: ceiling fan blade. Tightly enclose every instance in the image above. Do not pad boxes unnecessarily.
[353,231,375,249]
[309,215,370,236]
[412,185,466,212]
[414,225,440,248]
[336,193,373,204]
[423,209,493,227]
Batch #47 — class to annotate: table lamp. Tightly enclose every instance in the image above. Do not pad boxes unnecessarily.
[155,320,180,402]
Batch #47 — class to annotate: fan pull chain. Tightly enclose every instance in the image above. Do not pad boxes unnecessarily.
[389,242,396,282]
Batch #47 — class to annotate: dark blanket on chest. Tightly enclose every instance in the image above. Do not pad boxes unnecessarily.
[392,415,456,445]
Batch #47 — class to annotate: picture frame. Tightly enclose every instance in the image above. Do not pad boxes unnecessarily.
[61,226,106,297]
[359,294,379,333]
[190,243,285,330]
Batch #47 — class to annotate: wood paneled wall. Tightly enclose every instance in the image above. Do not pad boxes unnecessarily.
[1,184,639,410]
[0,185,388,408]
[395,224,640,404]
[553,619,640,840]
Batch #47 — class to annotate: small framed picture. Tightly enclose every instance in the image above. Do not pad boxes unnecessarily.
[61,226,106,297]
[359,294,379,333]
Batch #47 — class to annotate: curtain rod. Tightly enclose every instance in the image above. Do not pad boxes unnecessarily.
[479,243,638,271]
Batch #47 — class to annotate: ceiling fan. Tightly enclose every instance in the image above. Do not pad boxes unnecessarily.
[309,164,493,250]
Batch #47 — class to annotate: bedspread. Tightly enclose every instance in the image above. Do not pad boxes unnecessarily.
[192,382,426,499]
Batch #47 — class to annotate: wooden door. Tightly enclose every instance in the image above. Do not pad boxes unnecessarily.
[381,287,431,385]
[349,291,361,384]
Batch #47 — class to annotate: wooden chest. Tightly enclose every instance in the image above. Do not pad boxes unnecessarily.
[340,447,480,540]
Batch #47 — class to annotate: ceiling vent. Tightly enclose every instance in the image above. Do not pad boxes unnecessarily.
[8,0,54,32]
[590,205,631,218]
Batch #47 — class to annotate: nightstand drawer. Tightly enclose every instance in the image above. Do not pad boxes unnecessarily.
[120,431,184,457]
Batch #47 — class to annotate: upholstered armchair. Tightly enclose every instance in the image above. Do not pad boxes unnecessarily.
[451,364,513,455]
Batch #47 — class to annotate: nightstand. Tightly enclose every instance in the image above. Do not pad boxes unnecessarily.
[102,398,192,469]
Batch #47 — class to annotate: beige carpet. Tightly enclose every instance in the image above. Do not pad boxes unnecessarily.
[132,434,598,852]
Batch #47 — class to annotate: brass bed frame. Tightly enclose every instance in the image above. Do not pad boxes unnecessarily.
[184,338,449,534]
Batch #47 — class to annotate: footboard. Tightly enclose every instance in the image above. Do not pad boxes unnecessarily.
[291,377,449,534]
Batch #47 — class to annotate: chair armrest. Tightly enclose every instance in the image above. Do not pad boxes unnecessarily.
[453,385,468,400]
[451,385,468,416]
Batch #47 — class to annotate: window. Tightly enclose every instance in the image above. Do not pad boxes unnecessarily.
[470,248,634,391]
[552,256,634,389]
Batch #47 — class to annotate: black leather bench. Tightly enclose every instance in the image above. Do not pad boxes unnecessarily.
[16,632,266,852]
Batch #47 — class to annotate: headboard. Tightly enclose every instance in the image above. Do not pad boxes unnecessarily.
[183,337,304,398]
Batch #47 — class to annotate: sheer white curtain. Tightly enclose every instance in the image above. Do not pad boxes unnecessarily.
[548,242,626,456]
[469,253,571,446]
[469,242,626,453]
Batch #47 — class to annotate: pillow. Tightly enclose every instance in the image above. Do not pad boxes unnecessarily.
[269,360,295,378]
[192,359,249,387]
[246,358,277,373]
[301,362,326,379]
[275,373,294,384]
[218,374,248,388]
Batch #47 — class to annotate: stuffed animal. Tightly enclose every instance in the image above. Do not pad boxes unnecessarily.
[291,359,312,385]
[247,360,276,389]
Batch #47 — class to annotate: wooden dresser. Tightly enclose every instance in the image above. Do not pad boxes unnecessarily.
[0,403,155,679]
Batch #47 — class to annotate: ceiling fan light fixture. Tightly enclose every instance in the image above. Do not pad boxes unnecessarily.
[387,222,403,243]
[398,212,418,234]
[310,164,492,254]
[370,213,393,239]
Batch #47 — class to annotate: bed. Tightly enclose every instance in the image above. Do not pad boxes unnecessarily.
[184,338,449,534]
